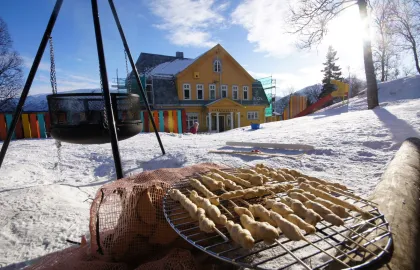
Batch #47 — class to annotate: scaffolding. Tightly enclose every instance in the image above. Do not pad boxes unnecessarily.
[256,76,276,117]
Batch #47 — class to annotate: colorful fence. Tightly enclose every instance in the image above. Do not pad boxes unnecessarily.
[0,109,187,141]
[141,109,186,133]
[282,96,307,120]
[0,112,51,141]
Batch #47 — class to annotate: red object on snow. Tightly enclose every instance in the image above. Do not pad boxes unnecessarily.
[190,126,198,134]
[295,94,334,118]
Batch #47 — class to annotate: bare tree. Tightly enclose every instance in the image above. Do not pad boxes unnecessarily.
[345,74,367,97]
[303,84,322,104]
[288,0,379,109]
[372,0,399,81]
[0,18,23,110]
[402,65,415,76]
[390,0,420,74]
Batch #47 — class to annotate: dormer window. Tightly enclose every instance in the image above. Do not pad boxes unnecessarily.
[213,60,221,73]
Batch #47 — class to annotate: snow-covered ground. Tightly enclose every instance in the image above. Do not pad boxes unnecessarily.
[1,75,419,268]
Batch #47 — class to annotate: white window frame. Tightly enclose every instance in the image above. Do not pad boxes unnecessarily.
[209,84,216,100]
[232,85,238,100]
[186,113,199,130]
[183,83,191,100]
[196,84,204,100]
[221,85,228,98]
[243,86,249,100]
[213,60,221,73]
[247,111,259,120]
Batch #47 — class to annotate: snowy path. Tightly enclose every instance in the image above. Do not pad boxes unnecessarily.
[1,78,419,267]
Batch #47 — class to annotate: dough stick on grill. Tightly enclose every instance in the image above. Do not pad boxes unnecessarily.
[169,189,229,238]
[196,208,216,233]
[326,184,378,205]
[280,197,322,226]
[286,188,305,195]
[285,214,316,234]
[299,183,373,218]
[225,220,255,249]
[265,199,294,216]
[169,189,198,219]
[248,204,277,227]
[200,175,225,191]
[277,170,296,182]
[237,168,258,174]
[208,173,243,191]
[189,190,228,225]
[314,197,351,218]
[189,178,220,205]
[304,201,344,226]
[270,171,287,182]
[289,192,310,203]
[240,214,279,244]
[269,211,305,241]
[302,192,316,201]
[228,200,254,219]
[211,169,253,188]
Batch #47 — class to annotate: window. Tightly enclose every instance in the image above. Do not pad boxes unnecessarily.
[221,85,228,98]
[183,83,191,100]
[213,60,221,73]
[196,84,204,100]
[209,84,216,100]
[247,111,259,120]
[232,85,238,100]
[186,113,199,130]
[243,86,249,100]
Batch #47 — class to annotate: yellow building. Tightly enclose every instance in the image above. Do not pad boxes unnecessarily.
[129,44,269,132]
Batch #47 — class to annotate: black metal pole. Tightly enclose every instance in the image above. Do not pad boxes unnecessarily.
[0,0,64,168]
[90,0,123,179]
[107,0,166,155]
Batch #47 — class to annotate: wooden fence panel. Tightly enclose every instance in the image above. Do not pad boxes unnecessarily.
[0,114,6,141]
[29,114,40,138]
[172,110,178,133]
[37,113,47,138]
[21,114,31,138]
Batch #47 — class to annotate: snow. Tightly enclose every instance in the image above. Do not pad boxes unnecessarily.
[1,76,420,268]
[148,58,195,76]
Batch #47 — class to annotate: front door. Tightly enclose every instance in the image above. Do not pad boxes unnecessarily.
[219,115,225,132]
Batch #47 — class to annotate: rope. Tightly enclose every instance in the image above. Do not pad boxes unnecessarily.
[124,50,131,94]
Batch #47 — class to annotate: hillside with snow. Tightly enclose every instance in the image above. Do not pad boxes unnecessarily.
[0,76,420,268]
[0,89,107,112]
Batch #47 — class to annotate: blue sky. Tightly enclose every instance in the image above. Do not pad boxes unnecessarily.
[1,0,372,96]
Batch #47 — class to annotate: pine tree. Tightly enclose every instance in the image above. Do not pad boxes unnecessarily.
[319,46,343,98]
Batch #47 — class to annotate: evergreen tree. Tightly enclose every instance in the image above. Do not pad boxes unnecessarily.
[319,46,343,98]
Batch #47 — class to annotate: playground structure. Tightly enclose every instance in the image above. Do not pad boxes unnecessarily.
[0,0,165,179]
[256,76,277,117]
[295,80,349,118]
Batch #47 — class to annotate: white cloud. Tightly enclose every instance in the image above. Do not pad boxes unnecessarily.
[21,56,51,72]
[231,0,296,58]
[149,0,225,47]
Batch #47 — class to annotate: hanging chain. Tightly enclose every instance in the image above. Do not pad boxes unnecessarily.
[124,50,131,94]
[99,66,109,129]
[124,50,134,121]
[49,37,58,95]
[49,36,62,180]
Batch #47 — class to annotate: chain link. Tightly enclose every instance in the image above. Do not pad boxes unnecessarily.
[49,37,58,95]
[124,50,131,94]
[49,36,62,180]
[99,66,109,129]
[55,140,62,180]
[124,50,134,120]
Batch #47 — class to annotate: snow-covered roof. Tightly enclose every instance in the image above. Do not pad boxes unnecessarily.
[147,58,195,76]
